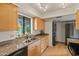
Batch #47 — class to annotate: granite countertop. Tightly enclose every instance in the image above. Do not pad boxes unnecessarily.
[67,38,79,39]
[0,37,40,56]
[35,34,49,38]
[35,33,49,36]
[67,38,79,44]
[0,34,49,56]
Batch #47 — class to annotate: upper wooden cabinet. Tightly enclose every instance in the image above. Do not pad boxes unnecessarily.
[33,17,45,30]
[76,10,79,30]
[0,3,18,31]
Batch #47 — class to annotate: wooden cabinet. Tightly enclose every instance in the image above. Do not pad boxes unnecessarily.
[76,10,79,30]
[41,38,46,53]
[33,17,45,30]
[27,35,49,56]
[41,35,49,53]
[45,36,49,47]
[28,40,41,56]
[0,3,18,31]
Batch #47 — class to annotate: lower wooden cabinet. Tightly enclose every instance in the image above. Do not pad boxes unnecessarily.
[27,35,49,56]
[41,38,46,53]
[45,36,49,47]
[41,36,49,53]
[28,40,41,56]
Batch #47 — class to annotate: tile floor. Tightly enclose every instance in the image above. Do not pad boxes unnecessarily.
[42,43,71,56]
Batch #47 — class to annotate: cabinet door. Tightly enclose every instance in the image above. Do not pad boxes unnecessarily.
[0,4,18,31]
[28,46,37,56]
[44,38,47,50]
[39,19,45,30]
[35,18,41,30]
[45,36,49,48]
[41,38,45,53]
[34,45,41,56]
[76,10,79,30]
[41,36,49,53]
[8,4,18,31]
[41,37,47,53]
[28,40,41,56]
[33,17,45,30]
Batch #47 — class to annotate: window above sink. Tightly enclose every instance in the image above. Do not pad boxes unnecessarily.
[17,15,31,37]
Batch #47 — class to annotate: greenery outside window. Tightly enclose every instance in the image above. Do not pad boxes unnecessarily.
[17,15,31,36]
[25,18,31,34]
[17,15,23,36]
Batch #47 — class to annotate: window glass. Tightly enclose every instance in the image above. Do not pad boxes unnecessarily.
[25,18,31,34]
[17,15,31,36]
[17,15,23,36]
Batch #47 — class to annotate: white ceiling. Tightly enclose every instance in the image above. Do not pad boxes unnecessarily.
[14,3,79,19]
[45,14,75,22]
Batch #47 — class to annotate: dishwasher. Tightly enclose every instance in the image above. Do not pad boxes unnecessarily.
[8,46,27,56]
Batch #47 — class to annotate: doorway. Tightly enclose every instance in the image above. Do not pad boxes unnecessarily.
[52,21,56,46]
[65,22,74,45]
[52,21,74,46]
[65,24,71,45]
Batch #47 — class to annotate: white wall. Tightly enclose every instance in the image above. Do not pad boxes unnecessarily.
[56,21,79,42]
[56,22,65,42]
[73,25,79,38]
[0,31,17,42]
[45,21,52,46]
[66,22,79,38]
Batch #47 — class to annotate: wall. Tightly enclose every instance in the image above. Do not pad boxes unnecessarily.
[45,21,52,46]
[73,26,79,38]
[0,31,17,42]
[72,23,79,38]
[56,22,65,42]
[66,22,79,38]
[56,21,79,42]
[45,19,66,46]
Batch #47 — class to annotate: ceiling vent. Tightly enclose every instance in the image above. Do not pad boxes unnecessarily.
[56,16,62,18]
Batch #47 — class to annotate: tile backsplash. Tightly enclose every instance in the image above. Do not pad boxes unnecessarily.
[0,31,17,42]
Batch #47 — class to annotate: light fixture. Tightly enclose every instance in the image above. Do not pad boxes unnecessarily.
[61,3,68,8]
[37,3,48,12]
